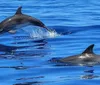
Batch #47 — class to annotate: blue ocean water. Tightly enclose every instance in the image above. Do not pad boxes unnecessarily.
[0,0,100,85]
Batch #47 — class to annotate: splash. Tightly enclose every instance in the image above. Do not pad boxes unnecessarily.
[28,27,60,38]
[46,29,60,38]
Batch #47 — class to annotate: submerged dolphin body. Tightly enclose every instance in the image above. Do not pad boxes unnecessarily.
[59,44,100,66]
[0,6,51,34]
[0,44,30,53]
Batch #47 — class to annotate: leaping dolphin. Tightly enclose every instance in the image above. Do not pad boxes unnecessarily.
[59,44,100,66]
[0,6,51,34]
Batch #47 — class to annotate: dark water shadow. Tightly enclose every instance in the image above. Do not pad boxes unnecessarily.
[14,76,45,85]
[14,81,43,85]
[81,66,99,79]
[0,65,41,70]
[0,38,49,59]
[48,25,100,35]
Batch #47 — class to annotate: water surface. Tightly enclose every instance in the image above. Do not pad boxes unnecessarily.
[0,0,100,85]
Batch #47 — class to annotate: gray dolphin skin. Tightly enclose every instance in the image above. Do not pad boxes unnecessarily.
[0,6,51,34]
[59,44,100,66]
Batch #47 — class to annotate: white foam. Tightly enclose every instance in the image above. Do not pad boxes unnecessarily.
[46,29,60,38]
[28,27,60,38]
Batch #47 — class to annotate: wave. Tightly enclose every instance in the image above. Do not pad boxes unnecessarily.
[48,25,100,34]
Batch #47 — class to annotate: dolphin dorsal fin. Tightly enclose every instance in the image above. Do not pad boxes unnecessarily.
[82,44,94,54]
[15,6,22,15]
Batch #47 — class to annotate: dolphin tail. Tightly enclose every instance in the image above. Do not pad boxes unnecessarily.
[44,26,53,32]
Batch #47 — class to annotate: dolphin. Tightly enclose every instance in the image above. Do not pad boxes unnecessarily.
[0,6,51,34]
[59,44,100,66]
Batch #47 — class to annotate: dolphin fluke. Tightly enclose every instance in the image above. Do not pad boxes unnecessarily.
[43,26,52,32]
[82,44,94,54]
[15,6,22,15]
